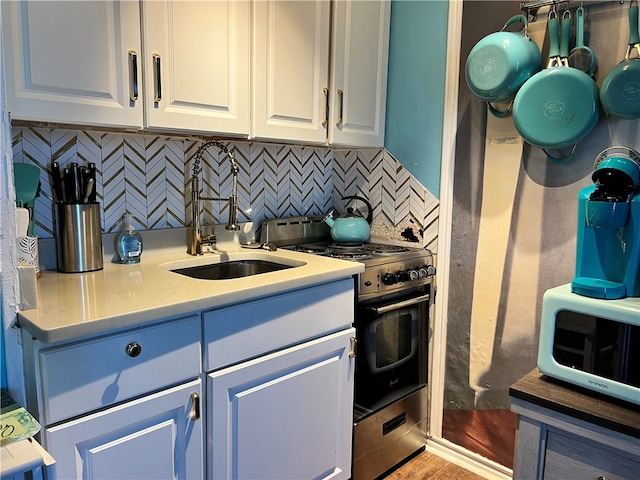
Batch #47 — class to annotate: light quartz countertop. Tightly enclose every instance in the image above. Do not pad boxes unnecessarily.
[18,231,363,344]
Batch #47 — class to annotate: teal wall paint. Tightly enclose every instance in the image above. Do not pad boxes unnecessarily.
[385,0,449,199]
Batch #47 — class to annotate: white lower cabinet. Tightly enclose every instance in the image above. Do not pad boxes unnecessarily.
[208,328,355,480]
[25,280,356,479]
[25,315,203,479]
[45,380,203,480]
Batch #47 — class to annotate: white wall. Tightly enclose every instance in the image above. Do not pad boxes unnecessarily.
[1,7,26,404]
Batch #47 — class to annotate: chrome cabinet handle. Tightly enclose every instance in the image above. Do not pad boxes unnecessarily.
[368,293,431,315]
[349,337,357,358]
[153,54,162,102]
[336,89,344,126]
[190,392,200,420]
[322,87,328,126]
[125,342,142,358]
[128,50,138,102]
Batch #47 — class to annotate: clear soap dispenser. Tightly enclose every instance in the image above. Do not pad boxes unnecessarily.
[116,214,143,264]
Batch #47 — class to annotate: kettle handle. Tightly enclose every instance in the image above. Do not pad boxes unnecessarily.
[341,195,373,224]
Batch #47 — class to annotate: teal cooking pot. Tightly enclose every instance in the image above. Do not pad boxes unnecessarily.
[323,195,373,243]
[465,14,541,116]
[600,2,640,119]
[512,11,600,161]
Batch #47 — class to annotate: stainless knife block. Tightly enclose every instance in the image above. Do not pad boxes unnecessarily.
[55,203,103,273]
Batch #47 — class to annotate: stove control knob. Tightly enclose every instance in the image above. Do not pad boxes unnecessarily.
[418,267,428,278]
[409,269,419,281]
[382,273,398,285]
[427,265,437,277]
[398,271,410,282]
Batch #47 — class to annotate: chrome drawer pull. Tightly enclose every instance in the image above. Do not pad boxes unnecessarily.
[322,87,329,126]
[336,89,344,126]
[153,54,162,102]
[125,342,142,358]
[128,50,138,102]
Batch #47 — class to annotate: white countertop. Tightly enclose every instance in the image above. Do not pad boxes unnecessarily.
[18,241,363,344]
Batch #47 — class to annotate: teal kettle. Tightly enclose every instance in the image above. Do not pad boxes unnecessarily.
[323,195,373,243]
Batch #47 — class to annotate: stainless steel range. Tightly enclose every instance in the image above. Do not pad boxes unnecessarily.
[260,216,436,480]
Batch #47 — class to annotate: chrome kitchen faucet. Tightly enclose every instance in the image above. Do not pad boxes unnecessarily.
[187,140,240,255]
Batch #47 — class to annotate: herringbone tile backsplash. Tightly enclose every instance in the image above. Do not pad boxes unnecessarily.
[12,127,439,251]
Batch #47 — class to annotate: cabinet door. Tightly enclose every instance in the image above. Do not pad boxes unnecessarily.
[45,380,203,480]
[329,0,390,147]
[208,328,355,480]
[251,0,330,144]
[1,1,142,128]
[543,430,640,480]
[142,0,250,135]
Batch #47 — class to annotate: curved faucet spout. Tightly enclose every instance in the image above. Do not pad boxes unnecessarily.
[188,140,240,256]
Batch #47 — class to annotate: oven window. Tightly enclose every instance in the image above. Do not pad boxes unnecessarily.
[376,313,413,368]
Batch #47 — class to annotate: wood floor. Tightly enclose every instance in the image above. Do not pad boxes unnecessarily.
[383,449,484,480]
[442,409,516,469]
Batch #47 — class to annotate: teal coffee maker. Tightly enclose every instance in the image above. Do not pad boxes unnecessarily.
[572,147,640,299]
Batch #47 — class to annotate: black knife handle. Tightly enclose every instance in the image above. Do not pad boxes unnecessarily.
[88,163,97,203]
[70,163,80,204]
[51,161,64,203]
[63,168,74,204]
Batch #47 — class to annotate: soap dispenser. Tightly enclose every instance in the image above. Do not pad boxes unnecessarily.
[116,214,143,264]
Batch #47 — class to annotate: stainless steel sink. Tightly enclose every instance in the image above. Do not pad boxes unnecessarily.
[170,259,295,280]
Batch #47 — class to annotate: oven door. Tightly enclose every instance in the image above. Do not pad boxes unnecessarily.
[354,289,430,420]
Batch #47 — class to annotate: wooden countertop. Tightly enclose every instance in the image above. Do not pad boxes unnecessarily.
[510,369,640,439]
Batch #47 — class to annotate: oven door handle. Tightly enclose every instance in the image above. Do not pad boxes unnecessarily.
[367,293,431,315]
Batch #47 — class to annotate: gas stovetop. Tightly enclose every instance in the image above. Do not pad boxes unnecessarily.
[260,215,436,300]
[286,241,413,262]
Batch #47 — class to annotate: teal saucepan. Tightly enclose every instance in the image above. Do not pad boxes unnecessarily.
[512,13,599,160]
[465,14,541,116]
[600,2,640,119]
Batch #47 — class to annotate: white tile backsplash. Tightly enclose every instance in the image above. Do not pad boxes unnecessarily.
[11,126,439,251]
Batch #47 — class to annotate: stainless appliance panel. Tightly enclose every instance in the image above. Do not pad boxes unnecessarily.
[353,387,428,480]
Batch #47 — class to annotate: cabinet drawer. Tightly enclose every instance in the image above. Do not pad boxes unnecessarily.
[544,430,640,480]
[203,279,354,371]
[39,316,201,425]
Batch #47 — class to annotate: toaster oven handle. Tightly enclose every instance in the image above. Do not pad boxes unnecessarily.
[368,293,431,315]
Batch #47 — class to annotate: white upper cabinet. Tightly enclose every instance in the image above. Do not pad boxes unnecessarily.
[2,0,388,145]
[2,0,250,136]
[251,0,331,144]
[142,0,250,135]
[2,1,143,128]
[329,1,390,147]
[252,0,390,147]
